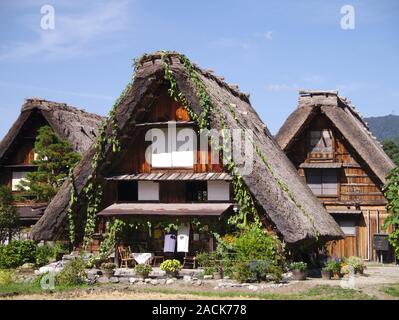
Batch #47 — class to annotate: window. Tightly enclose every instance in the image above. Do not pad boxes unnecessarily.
[12,172,29,191]
[186,181,207,202]
[335,217,357,236]
[306,169,338,196]
[138,181,159,201]
[149,127,195,168]
[308,129,333,153]
[117,181,138,202]
[207,181,230,201]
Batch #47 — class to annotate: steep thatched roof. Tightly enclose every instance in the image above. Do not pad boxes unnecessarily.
[31,52,343,244]
[0,98,103,161]
[276,90,396,184]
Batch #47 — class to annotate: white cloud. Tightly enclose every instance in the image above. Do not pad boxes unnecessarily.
[265,83,299,92]
[0,81,114,101]
[265,31,273,40]
[0,0,130,61]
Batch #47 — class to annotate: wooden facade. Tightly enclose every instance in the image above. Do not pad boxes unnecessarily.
[90,88,234,256]
[278,93,395,262]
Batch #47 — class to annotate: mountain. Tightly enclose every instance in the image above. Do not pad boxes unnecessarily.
[364,115,399,144]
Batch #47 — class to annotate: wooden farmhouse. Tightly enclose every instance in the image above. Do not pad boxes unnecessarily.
[276,90,396,262]
[31,52,343,263]
[0,98,102,228]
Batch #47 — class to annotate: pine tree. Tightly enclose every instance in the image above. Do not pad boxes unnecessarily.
[19,125,81,202]
[383,140,399,166]
[0,186,18,243]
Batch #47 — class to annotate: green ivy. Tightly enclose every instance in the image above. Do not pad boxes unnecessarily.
[81,77,134,249]
[383,167,399,259]
[66,169,77,245]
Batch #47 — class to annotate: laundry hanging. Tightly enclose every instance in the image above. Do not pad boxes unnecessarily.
[177,223,190,253]
[163,234,176,252]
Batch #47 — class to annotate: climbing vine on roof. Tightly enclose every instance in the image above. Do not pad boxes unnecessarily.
[161,52,316,234]
[80,76,134,249]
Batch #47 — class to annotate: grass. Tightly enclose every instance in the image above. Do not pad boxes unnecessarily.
[0,281,89,297]
[0,282,375,300]
[381,284,399,298]
[125,285,374,300]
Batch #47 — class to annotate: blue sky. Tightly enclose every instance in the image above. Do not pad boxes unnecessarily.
[0,0,398,139]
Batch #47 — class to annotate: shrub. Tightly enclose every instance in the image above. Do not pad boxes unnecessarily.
[135,264,152,275]
[289,262,308,272]
[100,262,116,270]
[35,245,53,267]
[160,259,182,274]
[346,256,366,273]
[323,259,341,274]
[0,240,37,268]
[230,224,285,282]
[0,269,14,285]
[56,257,86,286]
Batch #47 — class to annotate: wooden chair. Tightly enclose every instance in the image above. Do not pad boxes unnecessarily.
[118,246,135,268]
[183,253,197,269]
[152,252,165,267]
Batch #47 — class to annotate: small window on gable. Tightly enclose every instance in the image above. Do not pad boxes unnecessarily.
[306,169,338,196]
[12,172,29,191]
[308,129,333,153]
[149,127,195,168]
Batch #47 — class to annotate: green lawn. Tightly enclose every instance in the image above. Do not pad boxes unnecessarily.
[381,284,399,298]
[124,285,375,300]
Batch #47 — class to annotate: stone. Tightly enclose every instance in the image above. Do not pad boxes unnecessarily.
[150,280,159,285]
[158,279,167,285]
[183,275,192,282]
[194,280,202,286]
[114,268,136,277]
[109,277,120,283]
[87,269,101,277]
[144,278,151,283]
[203,275,213,280]
[129,277,137,284]
[248,285,258,291]
[166,279,175,285]
[97,277,109,284]
[119,277,130,284]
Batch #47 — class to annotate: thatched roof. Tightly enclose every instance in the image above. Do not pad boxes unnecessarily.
[31,52,343,244]
[276,90,396,184]
[0,98,103,161]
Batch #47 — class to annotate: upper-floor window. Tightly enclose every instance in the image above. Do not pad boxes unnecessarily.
[308,129,333,153]
[305,169,338,196]
[12,171,29,191]
[148,127,195,168]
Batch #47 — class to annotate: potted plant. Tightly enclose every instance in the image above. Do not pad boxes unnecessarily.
[160,259,182,278]
[347,256,366,275]
[324,259,341,279]
[322,260,338,280]
[100,262,116,278]
[289,262,308,280]
[135,263,153,279]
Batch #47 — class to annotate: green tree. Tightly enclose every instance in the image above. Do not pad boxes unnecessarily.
[383,167,399,259]
[382,140,399,166]
[0,186,19,243]
[19,126,81,202]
